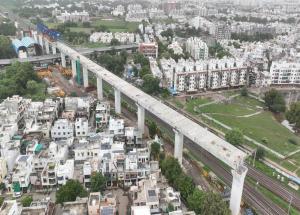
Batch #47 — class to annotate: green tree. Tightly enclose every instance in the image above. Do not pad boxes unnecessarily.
[150,142,160,160]
[0,35,17,59]
[174,174,195,200]
[148,121,158,138]
[286,102,300,130]
[91,172,106,193]
[240,86,248,97]
[200,192,230,215]
[256,147,265,160]
[187,189,204,214]
[0,182,5,191]
[56,180,88,204]
[160,156,182,185]
[264,89,286,113]
[225,128,244,146]
[142,74,160,95]
[139,66,151,78]
[21,196,33,207]
[133,53,149,67]
[110,38,120,46]
[0,22,16,36]
[0,197,4,207]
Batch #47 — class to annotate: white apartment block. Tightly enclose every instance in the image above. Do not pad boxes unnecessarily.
[95,101,110,128]
[270,61,300,85]
[161,58,248,93]
[75,117,89,138]
[57,159,74,185]
[56,10,90,23]
[51,119,74,140]
[89,32,136,44]
[74,140,100,161]
[168,41,183,55]
[41,161,57,187]
[111,5,125,16]
[186,37,208,60]
[109,118,124,135]
[12,155,33,197]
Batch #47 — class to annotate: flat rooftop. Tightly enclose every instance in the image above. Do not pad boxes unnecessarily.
[57,42,247,169]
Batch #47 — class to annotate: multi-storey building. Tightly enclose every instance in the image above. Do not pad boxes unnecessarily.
[12,155,33,197]
[186,37,208,60]
[95,101,110,129]
[270,61,300,85]
[75,117,89,138]
[215,22,231,41]
[51,119,74,140]
[41,161,57,188]
[139,43,158,58]
[57,159,74,186]
[161,58,248,93]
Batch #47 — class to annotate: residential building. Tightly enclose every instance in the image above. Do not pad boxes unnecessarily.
[109,118,124,135]
[41,161,57,187]
[21,199,55,215]
[215,22,231,40]
[270,61,300,85]
[57,159,74,185]
[186,37,208,60]
[12,155,33,197]
[168,41,183,55]
[75,117,89,138]
[131,206,151,215]
[56,10,90,23]
[83,161,92,188]
[111,5,125,16]
[139,43,158,58]
[51,119,74,140]
[0,200,19,215]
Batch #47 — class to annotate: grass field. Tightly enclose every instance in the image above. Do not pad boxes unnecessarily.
[91,18,139,32]
[198,96,300,155]
[69,27,93,34]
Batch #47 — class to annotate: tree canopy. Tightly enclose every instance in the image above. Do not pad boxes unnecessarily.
[225,128,244,146]
[21,196,33,207]
[91,172,106,193]
[286,102,300,130]
[150,142,160,161]
[264,89,286,113]
[148,120,158,138]
[0,62,46,100]
[56,180,88,204]
[0,22,16,36]
[97,53,127,77]
[0,35,17,59]
[142,74,160,95]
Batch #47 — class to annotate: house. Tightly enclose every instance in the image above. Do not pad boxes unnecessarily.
[57,159,74,186]
[51,119,74,140]
[75,118,89,138]
[108,118,124,135]
[95,102,110,129]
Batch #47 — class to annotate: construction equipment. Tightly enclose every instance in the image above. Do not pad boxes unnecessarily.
[55,89,65,97]
[37,68,52,79]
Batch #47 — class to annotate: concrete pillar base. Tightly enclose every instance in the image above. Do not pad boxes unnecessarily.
[97,77,103,100]
[137,104,145,134]
[174,130,183,165]
[61,53,66,68]
[71,59,76,78]
[230,165,248,215]
[83,67,89,88]
[114,89,121,114]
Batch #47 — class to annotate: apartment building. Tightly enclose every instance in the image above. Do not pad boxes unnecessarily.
[0,158,7,184]
[95,101,110,128]
[161,58,248,93]
[109,118,124,135]
[215,22,231,40]
[185,37,208,60]
[41,161,57,187]
[138,43,158,58]
[75,117,89,138]
[270,61,300,85]
[12,155,33,197]
[57,159,74,185]
[51,119,74,140]
[56,10,90,23]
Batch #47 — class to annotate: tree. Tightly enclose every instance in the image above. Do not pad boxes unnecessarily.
[0,35,17,59]
[264,89,286,113]
[187,189,204,214]
[56,180,88,204]
[110,38,120,46]
[256,147,265,160]
[133,53,149,67]
[240,86,248,97]
[160,156,182,185]
[0,197,4,207]
[174,175,195,200]
[21,196,33,207]
[142,74,160,95]
[139,66,151,78]
[0,22,16,36]
[286,102,300,130]
[151,142,160,160]
[0,183,5,191]
[91,172,106,193]
[225,129,244,146]
[200,192,230,215]
[148,120,158,138]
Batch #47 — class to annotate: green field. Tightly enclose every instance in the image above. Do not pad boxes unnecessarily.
[69,27,93,34]
[200,96,300,155]
[91,19,139,32]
